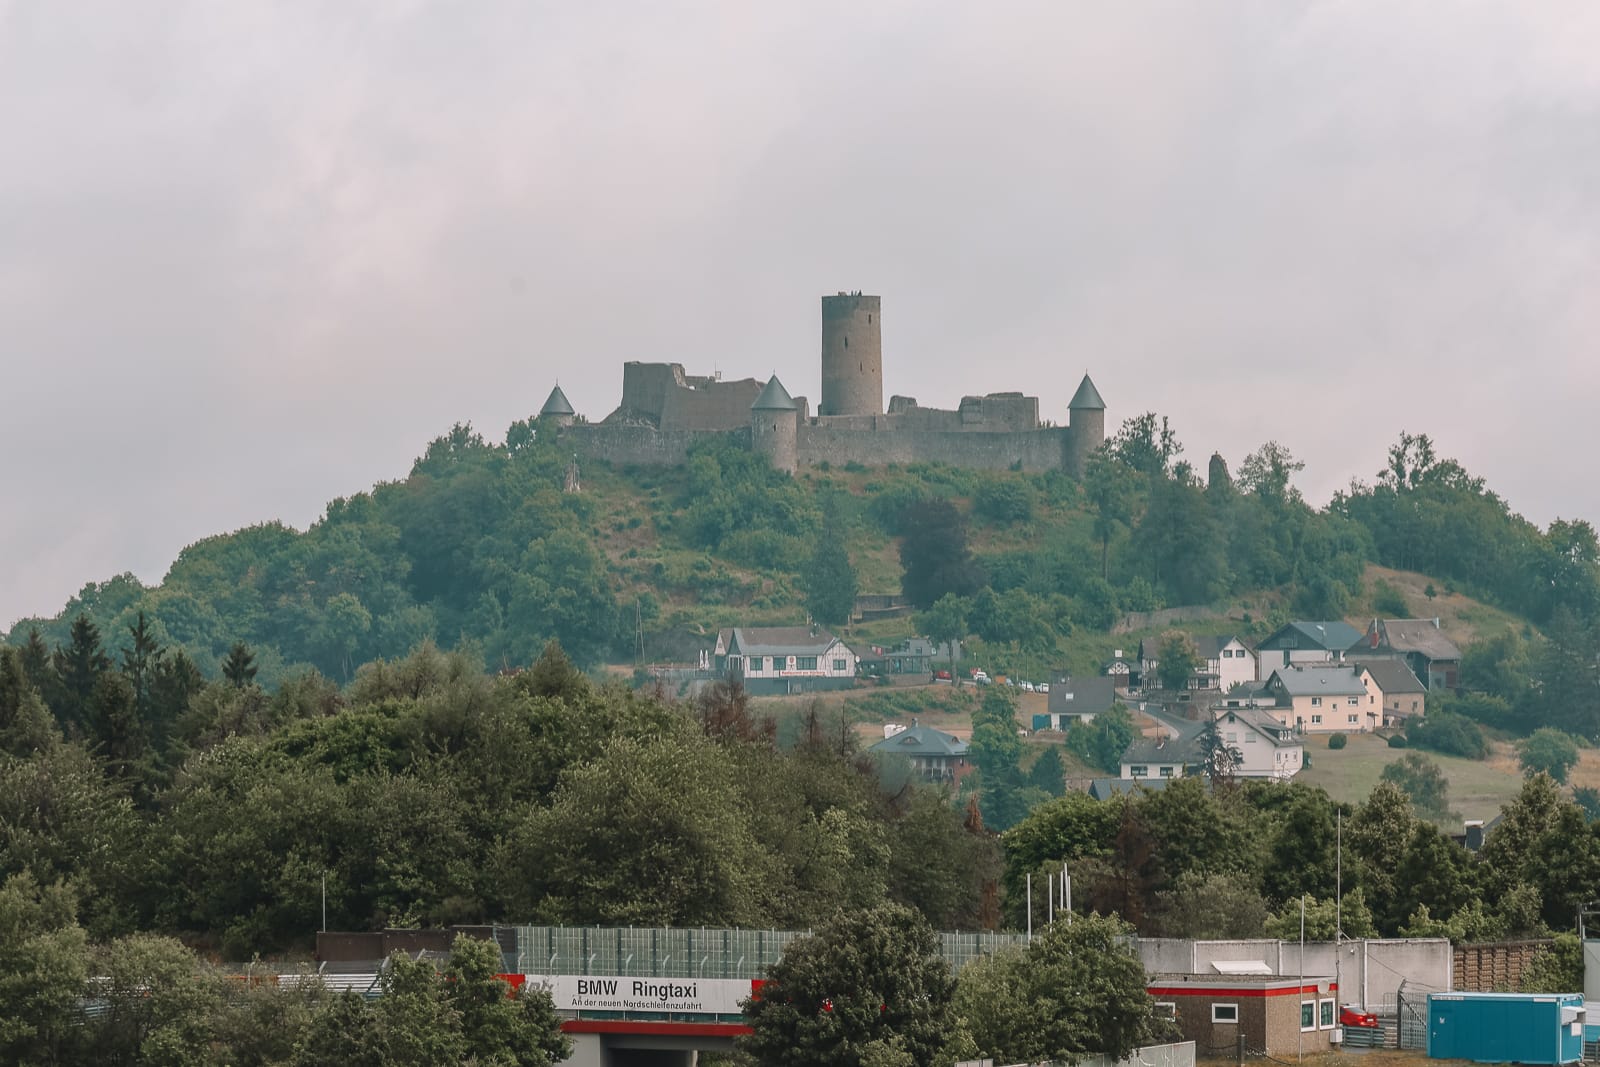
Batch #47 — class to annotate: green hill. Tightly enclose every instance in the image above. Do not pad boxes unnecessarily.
[5,420,1589,706]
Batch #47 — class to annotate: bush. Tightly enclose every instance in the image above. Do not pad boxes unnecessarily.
[1407,710,1489,760]
[1328,733,1348,750]
[1387,733,1408,749]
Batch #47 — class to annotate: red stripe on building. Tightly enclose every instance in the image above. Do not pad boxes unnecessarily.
[560,1020,753,1038]
[1146,984,1334,999]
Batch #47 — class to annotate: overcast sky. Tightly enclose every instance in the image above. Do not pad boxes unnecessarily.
[4,1,1599,629]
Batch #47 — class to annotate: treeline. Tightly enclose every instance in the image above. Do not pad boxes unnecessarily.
[0,634,996,955]
[0,923,569,1067]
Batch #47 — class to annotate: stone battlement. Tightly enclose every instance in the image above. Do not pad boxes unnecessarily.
[539,295,1105,477]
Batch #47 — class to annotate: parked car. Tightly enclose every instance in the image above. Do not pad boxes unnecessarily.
[971,670,991,685]
[934,669,952,681]
[1020,681,1035,692]
[1037,682,1049,693]
[1340,1005,1378,1029]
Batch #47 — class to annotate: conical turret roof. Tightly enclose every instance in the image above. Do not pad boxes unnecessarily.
[540,385,575,417]
[752,375,797,411]
[1068,374,1105,410]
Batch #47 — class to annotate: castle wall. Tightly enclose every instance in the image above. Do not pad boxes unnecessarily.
[659,376,762,431]
[566,424,747,467]
[610,362,760,431]
[797,425,1071,473]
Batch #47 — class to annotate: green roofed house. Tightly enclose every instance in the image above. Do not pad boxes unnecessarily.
[870,723,970,783]
[1255,620,1364,673]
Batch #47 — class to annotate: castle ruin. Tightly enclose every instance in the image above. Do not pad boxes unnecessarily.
[541,294,1106,476]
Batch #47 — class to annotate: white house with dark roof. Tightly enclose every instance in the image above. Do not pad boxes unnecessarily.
[1044,674,1120,729]
[869,723,970,783]
[1349,618,1461,691]
[1138,634,1257,692]
[1117,706,1302,782]
[712,626,858,695]
[1255,620,1365,672]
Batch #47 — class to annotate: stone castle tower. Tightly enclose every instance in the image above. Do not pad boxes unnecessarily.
[819,293,882,417]
[1064,374,1105,477]
[750,375,799,474]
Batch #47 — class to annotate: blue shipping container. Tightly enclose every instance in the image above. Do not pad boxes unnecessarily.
[1426,992,1586,1065]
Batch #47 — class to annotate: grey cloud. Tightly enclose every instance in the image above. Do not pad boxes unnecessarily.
[3,1,1599,626]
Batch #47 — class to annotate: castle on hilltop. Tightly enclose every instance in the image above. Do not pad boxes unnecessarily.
[539,293,1106,476]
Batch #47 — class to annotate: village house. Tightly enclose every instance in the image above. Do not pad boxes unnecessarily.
[1118,706,1303,781]
[712,626,858,695]
[1101,650,1139,690]
[1259,663,1378,733]
[869,723,970,783]
[1356,657,1429,725]
[1350,617,1461,691]
[1042,674,1120,730]
[1138,634,1258,692]
[1254,620,1364,673]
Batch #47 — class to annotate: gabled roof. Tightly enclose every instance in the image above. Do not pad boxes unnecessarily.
[869,725,968,759]
[1258,620,1364,652]
[540,385,575,416]
[751,375,798,411]
[727,626,840,657]
[1142,635,1250,662]
[1214,706,1300,747]
[1068,374,1106,411]
[1356,619,1462,661]
[1120,719,1206,767]
[1266,665,1368,698]
[1047,675,1119,716]
[1355,658,1427,697]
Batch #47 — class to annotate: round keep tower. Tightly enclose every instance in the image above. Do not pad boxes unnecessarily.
[751,374,799,475]
[1065,373,1106,477]
[820,293,882,417]
[540,384,576,427]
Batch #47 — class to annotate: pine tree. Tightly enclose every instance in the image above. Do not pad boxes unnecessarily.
[120,611,165,723]
[51,615,110,732]
[221,642,258,690]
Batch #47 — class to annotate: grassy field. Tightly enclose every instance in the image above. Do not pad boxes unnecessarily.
[1295,731,1526,828]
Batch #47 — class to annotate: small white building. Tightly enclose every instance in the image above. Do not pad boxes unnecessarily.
[713,626,858,695]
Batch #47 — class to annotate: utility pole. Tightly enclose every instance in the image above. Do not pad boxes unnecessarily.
[1027,874,1033,941]
[321,872,327,934]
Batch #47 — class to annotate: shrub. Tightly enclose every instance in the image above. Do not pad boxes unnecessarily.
[1408,710,1489,760]
[1328,733,1348,750]
[1387,733,1408,749]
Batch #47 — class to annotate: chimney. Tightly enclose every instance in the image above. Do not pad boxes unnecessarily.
[1369,620,1380,649]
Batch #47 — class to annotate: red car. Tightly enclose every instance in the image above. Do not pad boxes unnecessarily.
[934,670,952,680]
[1340,1005,1379,1029]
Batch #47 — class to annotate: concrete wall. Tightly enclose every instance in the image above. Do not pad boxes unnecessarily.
[1139,938,1452,1010]
[796,425,1070,473]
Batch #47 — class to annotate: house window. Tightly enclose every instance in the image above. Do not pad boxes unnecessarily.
[1159,766,1174,777]
[1245,733,1256,743]
[1319,999,1335,1028]
[1213,1003,1239,1024]
[1312,715,1322,725]
[832,659,848,672]
[1349,697,1360,706]
[1130,765,1148,778]
[1311,697,1322,707]
[1154,1001,1177,1020]
[1226,732,1237,744]
[1301,1001,1317,1031]
[1347,714,1358,724]
[796,656,818,670]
